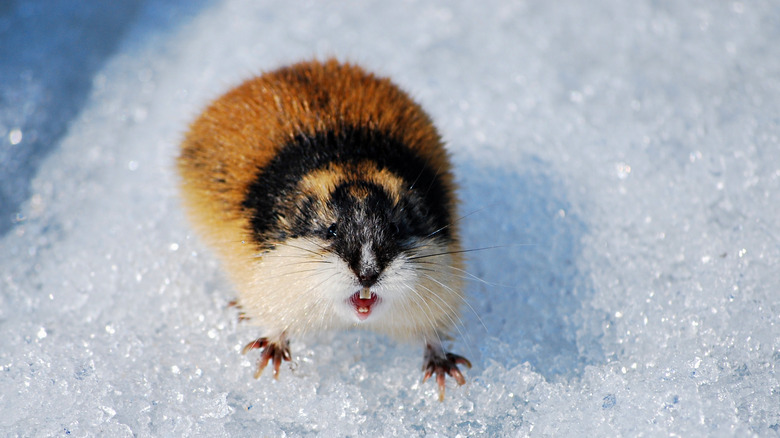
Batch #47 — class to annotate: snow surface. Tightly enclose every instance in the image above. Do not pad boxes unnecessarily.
[2,0,780,436]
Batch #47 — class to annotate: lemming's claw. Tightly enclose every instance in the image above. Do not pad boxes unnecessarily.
[422,345,471,402]
[228,300,251,322]
[242,337,291,379]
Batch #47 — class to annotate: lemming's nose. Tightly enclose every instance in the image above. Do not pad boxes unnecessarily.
[358,269,379,287]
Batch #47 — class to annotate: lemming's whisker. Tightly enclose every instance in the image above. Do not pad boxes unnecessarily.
[300,276,332,338]
[259,266,337,282]
[417,281,467,335]
[415,281,471,352]
[400,266,441,273]
[421,162,445,199]
[394,291,418,336]
[407,154,431,192]
[271,241,328,257]
[300,236,333,252]
[404,261,507,288]
[402,283,444,346]
[423,207,486,240]
[251,255,333,265]
[405,240,535,255]
[250,251,328,259]
[403,285,436,335]
[307,271,341,293]
[419,272,487,334]
[400,266,493,288]
[406,245,507,261]
[415,278,469,331]
[296,272,341,335]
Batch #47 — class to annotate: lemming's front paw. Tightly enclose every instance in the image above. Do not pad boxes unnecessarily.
[242,336,291,379]
[422,344,471,401]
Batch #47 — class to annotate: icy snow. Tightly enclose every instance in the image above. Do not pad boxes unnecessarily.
[2,0,780,436]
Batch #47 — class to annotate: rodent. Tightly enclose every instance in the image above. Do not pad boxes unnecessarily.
[177,59,470,400]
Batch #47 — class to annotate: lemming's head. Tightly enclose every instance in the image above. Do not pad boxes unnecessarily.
[241,129,457,329]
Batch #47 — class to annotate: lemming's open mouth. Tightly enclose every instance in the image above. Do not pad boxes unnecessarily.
[349,289,379,320]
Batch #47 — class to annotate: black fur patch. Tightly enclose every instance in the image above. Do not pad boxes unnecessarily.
[331,181,395,276]
[243,126,451,245]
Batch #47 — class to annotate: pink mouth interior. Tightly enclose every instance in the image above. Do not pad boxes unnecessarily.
[349,291,378,320]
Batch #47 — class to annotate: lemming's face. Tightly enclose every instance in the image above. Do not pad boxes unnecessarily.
[248,162,456,336]
[287,168,449,323]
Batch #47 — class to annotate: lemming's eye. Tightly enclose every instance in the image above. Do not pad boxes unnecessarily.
[327,223,338,238]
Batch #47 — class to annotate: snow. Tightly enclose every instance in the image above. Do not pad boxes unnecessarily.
[2,0,780,435]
